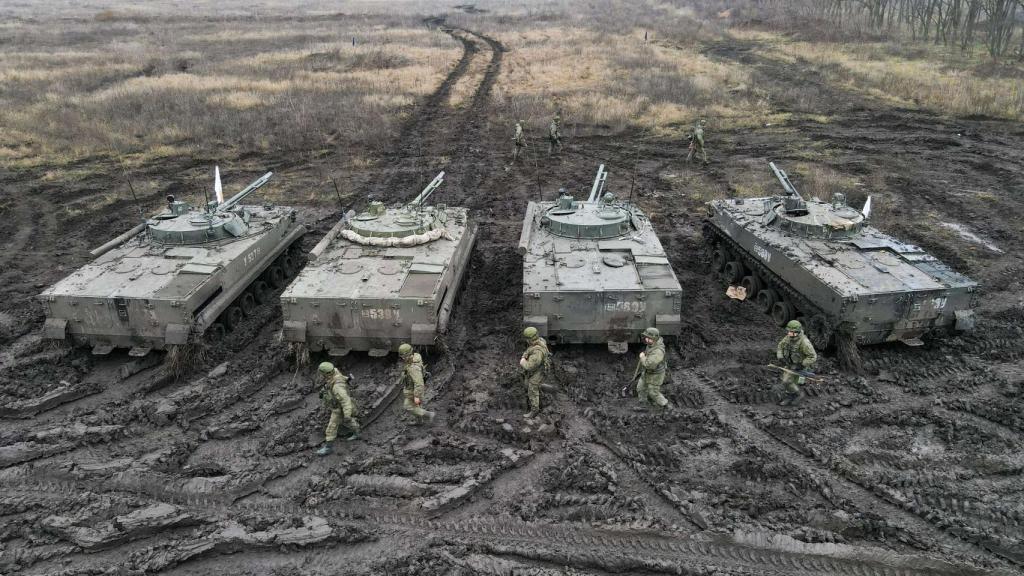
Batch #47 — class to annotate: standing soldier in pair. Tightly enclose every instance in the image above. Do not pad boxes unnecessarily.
[519,326,551,418]
[548,112,563,155]
[686,119,708,165]
[512,120,526,162]
[636,327,670,409]
[776,320,817,406]
[315,361,360,456]
[398,343,435,424]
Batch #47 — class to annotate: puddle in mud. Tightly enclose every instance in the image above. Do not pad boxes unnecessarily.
[939,222,1003,253]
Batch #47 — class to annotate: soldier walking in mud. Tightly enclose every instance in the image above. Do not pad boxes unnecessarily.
[398,343,435,424]
[636,327,670,409]
[316,361,360,455]
[512,120,526,162]
[686,119,708,165]
[519,326,551,418]
[775,320,817,407]
[548,112,563,155]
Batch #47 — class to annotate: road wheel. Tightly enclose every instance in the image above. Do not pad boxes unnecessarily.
[771,300,796,327]
[266,265,285,288]
[251,280,270,304]
[724,260,745,284]
[223,305,244,331]
[740,275,763,299]
[757,289,778,314]
[239,292,256,316]
[208,323,226,340]
[279,254,296,277]
[713,247,729,272]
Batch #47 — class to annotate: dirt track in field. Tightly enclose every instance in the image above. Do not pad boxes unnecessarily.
[2,19,1024,576]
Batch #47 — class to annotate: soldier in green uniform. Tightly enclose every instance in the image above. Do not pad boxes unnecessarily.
[548,113,562,155]
[316,361,360,456]
[398,343,435,424]
[512,120,525,162]
[776,320,817,406]
[519,326,551,418]
[686,119,708,165]
[636,327,670,408]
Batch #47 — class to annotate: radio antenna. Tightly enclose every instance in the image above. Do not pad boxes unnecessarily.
[627,141,641,205]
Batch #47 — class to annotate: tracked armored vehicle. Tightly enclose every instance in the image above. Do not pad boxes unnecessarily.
[518,165,682,352]
[39,169,306,356]
[281,172,476,357]
[704,162,977,348]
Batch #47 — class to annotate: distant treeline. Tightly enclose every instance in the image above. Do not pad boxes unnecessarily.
[742,0,1023,58]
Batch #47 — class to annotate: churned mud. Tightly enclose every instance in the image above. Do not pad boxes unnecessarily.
[2,21,1024,576]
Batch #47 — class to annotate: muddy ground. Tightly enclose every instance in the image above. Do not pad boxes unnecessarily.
[2,17,1024,576]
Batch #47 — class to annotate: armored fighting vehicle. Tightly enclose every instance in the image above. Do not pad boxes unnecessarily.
[518,165,682,352]
[39,169,306,356]
[281,172,476,356]
[704,162,977,348]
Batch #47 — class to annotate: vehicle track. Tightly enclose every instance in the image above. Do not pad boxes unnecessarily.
[3,476,991,576]
[684,368,1020,569]
[372,23,491,203]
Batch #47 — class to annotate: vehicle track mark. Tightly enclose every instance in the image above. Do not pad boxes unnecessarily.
[686,369,1021,569]
[4,476,990,576]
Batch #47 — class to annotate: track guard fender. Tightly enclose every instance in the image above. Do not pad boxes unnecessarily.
[954,310,976,332]
[44,318,68,340]
[283,320,307,343]
[165,323,190,345]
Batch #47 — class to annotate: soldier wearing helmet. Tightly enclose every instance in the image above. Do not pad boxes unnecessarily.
[686,118,708,165]
[512,120,526,162]
[636,327,670,408]
[776,320,817,406]
[315,361,360,456]
[519,326,551,418]
[548,111,563,155]
[398,343,435,424]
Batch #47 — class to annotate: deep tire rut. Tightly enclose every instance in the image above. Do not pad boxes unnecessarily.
[685,369,1020,569]
[4,477,988,576]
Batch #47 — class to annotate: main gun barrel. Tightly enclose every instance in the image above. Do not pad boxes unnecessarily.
[769,162,802,199]
[218,171,273,212]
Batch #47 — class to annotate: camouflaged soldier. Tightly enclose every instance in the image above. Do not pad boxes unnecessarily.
[776,320,817,406]
[686,119,708,165]
[398,343,435,424]
[519,326,551,418]
[512,120,526,161]
[548,113,563,154]
[637,327,670,408]
[316,362,360,455]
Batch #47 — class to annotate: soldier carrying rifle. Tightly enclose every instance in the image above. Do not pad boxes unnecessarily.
[772,320,817,406]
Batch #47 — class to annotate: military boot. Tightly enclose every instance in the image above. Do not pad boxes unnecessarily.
[344,431,360,441]
[522,408,539,419]
[316,441,334,456]
[423,410,436,423]
[789,391,805,406]
[778,393,795,407]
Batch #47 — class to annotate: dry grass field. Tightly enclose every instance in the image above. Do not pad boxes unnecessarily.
[0,7,460,175]
[2,2,1024,575]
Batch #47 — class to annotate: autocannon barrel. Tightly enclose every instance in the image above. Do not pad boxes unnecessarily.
[587,164,608,203]
[408,171,445,207]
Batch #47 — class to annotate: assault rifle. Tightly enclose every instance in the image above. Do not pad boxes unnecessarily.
[620,357,643,397]
[766,364,825,382]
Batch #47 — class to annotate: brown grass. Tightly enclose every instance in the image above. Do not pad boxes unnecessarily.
[734,29,1024,121]
[0,14,460,169]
